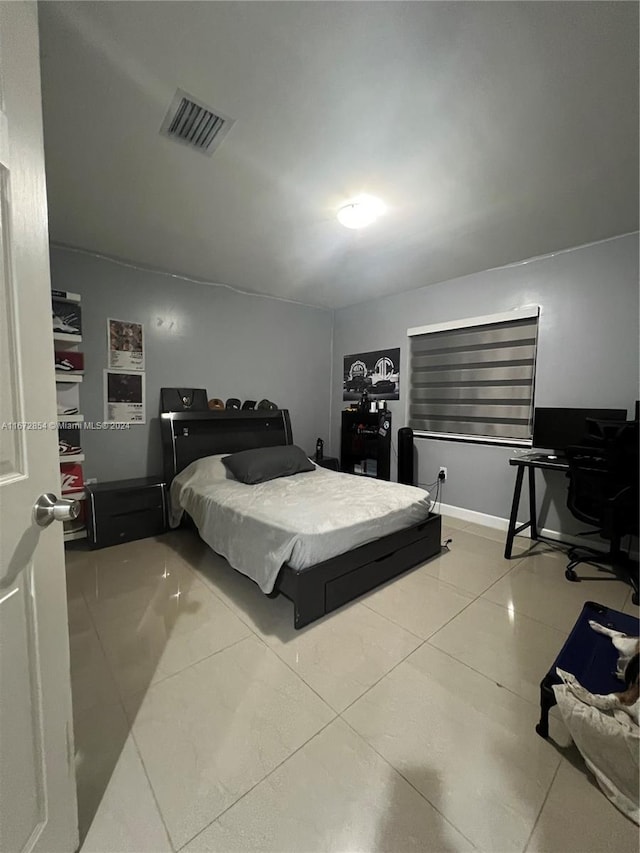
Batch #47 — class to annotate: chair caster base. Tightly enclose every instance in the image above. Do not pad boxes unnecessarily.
[565,568,580,582]
[632,591,639,606]
[535,722,549,738]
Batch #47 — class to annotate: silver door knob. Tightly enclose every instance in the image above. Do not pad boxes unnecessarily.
[33,493,81,527]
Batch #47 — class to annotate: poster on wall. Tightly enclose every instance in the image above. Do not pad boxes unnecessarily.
[107,318,145,371]
[343,347,400,401]
[104,370,146,424]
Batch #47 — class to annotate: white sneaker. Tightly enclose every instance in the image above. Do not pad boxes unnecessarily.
[52,314,80,334]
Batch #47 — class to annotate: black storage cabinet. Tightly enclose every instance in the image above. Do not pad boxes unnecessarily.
[340,410,391,480]
[86,476,167,549]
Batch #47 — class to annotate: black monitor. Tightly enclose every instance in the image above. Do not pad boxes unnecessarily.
[532,407,627,454]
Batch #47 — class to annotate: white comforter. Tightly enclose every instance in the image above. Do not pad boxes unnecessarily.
[169,454,432,593]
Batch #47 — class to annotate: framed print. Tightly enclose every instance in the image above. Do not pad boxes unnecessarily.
[104,370,146,423]
[107,318,144,370]
[343,347,400,401]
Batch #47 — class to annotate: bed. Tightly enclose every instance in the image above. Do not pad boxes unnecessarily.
[161,407,442,628]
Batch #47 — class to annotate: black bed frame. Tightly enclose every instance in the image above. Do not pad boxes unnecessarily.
[161,407,442,628]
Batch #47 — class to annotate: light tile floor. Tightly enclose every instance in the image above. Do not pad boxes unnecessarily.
[65,517,639,852]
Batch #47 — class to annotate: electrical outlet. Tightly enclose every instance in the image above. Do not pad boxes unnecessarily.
[438,466,447,482]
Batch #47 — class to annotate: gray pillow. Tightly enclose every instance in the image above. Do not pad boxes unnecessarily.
[222,444,315,485]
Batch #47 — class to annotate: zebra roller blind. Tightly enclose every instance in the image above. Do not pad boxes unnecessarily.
[408,308,539,441]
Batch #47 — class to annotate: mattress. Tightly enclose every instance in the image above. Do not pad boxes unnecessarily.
[169,454,432,593]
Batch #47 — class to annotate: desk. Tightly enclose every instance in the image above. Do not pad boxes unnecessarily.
[504,454,569,558]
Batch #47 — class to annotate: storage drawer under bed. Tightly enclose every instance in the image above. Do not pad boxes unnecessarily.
[324,514,442,612]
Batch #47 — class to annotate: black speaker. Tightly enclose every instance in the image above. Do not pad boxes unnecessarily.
[397,427,414,485]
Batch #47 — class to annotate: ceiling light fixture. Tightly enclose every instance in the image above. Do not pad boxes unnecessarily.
[337,194,386,229]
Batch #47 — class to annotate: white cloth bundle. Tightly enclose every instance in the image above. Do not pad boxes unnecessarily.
[553,621,639,824]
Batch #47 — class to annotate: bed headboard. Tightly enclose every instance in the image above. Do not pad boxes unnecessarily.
[160,409,293,483]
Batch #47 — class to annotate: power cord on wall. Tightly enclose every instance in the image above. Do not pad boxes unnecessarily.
[419,468,446,498]
[417,469,451,549]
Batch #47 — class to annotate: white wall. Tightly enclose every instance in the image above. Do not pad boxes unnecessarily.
[332,233,639,533]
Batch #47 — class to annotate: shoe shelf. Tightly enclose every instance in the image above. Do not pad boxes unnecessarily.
[63,527,87,543]
[62,490,86,501]
[53,293,81,306]
[55,373,83,383]
[53,288,87,541]
[53,332,83,344]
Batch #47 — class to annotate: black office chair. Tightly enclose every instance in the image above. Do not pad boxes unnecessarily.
[564,421,639,604]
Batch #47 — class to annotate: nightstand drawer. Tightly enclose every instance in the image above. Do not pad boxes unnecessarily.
[86,476,167,549]
[90,506,165,548]
[91,485,163,514]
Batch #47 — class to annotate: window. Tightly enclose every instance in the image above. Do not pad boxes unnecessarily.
[407,307,539,443]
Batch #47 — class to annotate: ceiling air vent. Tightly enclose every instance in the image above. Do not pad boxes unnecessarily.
[160,89,235,156]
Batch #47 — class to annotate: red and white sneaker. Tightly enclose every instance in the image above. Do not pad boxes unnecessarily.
[55,351,84,372]
[60,463,84,495]
[59,439,82,456]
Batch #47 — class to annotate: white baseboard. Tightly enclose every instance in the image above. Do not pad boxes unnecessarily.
[438,502,612,554]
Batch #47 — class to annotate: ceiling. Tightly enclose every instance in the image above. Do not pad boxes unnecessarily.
[38,1,638,309]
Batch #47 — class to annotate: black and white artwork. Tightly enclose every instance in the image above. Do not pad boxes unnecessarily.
[104,370,146,423]
[343,347,400,401]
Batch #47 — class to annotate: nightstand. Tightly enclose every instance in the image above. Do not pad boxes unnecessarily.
[86,476,167,549]
[314,456,340,472]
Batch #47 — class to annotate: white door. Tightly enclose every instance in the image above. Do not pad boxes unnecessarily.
[0,3,78,852]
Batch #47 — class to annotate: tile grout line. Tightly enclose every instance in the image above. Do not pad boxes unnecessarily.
[338,717,479,851]
[176,566,348,715]
[360,577,479,645]
[462,594,569,637]
[127,729,177,852]
[117,544,349,715]
[336,636,429,718]
[421,641,551,711]
[226,600,426,719]
[190,560,430,711]
[119,633,253,709]
[73,568,176,852]
[82,574,330,852]
[521,758,563,853]
[67,530,571,852]
[78,559,255,710]
[174,715,339,852]
[355,598,426,641]
[69,545,255,852]
[250,630,346,714]
[337,541,530,715]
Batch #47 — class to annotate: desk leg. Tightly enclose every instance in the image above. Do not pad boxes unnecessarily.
[528,467,539,541]
[505,466,525,559]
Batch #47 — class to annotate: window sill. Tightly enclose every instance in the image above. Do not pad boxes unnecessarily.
[413,430,533,449]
